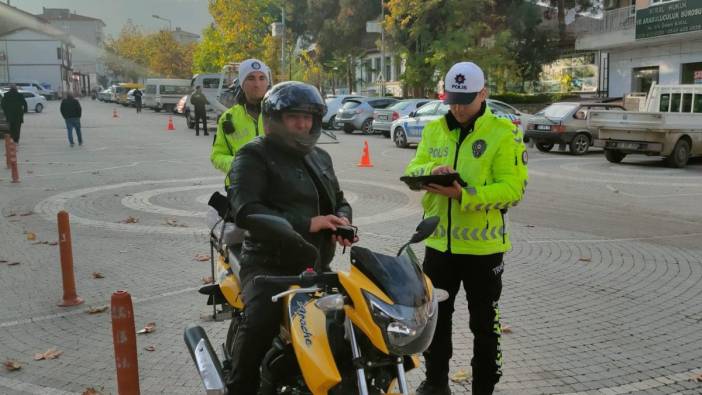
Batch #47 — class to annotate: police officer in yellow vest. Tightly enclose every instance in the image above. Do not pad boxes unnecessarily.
[406,62,527,395]
[210,58,271,187]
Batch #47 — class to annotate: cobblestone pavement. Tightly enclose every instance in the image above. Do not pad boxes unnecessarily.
[1,100,701,394]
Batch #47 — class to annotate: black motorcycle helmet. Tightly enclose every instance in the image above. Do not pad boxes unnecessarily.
[261,81,327,155]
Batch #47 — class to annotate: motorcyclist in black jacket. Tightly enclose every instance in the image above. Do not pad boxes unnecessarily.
[226,81,354,394]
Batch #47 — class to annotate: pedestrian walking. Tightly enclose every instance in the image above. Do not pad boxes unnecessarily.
[0,85,28,144]
[60,92,83,147]
[133,88,143,113]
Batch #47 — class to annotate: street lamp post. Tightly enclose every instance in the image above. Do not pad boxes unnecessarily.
[380,0,385,97]
[151,14,172,31]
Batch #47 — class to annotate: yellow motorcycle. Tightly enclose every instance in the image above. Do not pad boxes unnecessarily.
[185,214,444,394]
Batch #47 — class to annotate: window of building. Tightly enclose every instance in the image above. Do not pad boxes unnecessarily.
[681,62,702,84]
[632,66,659,93]
[682,93,693,112]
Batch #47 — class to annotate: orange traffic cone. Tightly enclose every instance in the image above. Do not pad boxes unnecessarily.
[167,116,175,131]
[112,108,118,118]
[357,140,374,168]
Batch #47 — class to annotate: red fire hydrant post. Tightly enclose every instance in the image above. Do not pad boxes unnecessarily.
[57,211,83,306]
[111,290,141,395]
[4,134,10,169]
[8,138,19,183]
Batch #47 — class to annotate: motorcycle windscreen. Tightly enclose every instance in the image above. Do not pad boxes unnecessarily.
[349,246,429,307]
[288,292,342,393]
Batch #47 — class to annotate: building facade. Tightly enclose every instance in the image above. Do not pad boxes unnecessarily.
[0,3,74,95]
[39,8,106,92]
[577,0,702,97]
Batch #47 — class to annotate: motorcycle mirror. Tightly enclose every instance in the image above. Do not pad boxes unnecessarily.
[409,216,440,244]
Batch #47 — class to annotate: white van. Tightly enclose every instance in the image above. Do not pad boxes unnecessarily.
[0,81,58,100]
[144,78,192,112]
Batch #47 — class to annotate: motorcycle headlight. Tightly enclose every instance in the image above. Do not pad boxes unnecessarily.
[364,291,438,355]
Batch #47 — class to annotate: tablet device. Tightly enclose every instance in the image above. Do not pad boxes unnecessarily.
[400,173,467,191]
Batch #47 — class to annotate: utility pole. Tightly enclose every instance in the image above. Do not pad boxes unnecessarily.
[380,0,385,96]
[281,6,286,81]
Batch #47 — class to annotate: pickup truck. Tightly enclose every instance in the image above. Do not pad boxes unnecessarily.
[589,83,702,168]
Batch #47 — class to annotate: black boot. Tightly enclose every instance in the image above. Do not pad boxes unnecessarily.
[416,380,451,395]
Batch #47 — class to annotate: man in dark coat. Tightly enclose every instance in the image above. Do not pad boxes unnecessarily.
[190,85,209,136]
[0,86,28,144]
[60,92,83,146]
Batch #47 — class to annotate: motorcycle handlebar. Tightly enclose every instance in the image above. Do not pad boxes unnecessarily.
[254,271,339,288]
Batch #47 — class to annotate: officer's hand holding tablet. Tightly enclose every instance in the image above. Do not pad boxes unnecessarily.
[400,166,466,201]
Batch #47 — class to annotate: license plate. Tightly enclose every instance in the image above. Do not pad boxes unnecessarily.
[536,125,551,131]
[618,142,639,150]
[379,115,388,120]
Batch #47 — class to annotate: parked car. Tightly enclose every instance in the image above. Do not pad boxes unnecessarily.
[0,81,57,100]
[98,88,112,102]
[143,78,191,112]
[18,90,48,113]
[390,99,528,148]
[323,94,364,130]
[372,99,431,137]
[336,97,399,134]
[175,94,188,115]
[127,89,137,107]
[526,102,626,155]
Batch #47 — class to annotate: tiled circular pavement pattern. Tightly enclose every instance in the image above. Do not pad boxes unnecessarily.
[0,100,701,394]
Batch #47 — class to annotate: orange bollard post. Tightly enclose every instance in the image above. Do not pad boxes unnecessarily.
[166,116,175,131]
[57,211,83,306]
[357,140,374,167]
[8,138,19,183]
[4,134,10,169]
[111,290,141,395]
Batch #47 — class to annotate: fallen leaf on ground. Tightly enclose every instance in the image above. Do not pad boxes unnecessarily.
[579,257,592,262]
[451,369,471,383]
[92,272,105,279]
[137,322,156,334]
[82,387,104,395]
[525,224,535,228]
[144,345,156,352]
[3,359,22,371]
[4,213,17,218]
[33,348,63,361]
[119,216,139,224]
[8,262,20,266]
[47,241,58,246]
[194,254,210,262]
[87,306,109,314]
[201,276,214,284]
[164,218,187,227]
[18,211,33,216]
[692,372,702,382]
[502,324,513,334]
[0,259,7,263]
[26,232,37,241]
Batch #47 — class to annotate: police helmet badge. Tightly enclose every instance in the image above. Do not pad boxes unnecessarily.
[454,74,466,85]
[252,61,261,70]
[472,139,487,158]
[522,150,528,165]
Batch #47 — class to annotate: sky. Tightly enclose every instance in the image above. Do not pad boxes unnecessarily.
[7,0,214,38]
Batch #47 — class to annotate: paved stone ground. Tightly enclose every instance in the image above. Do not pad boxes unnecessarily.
[0,99,701,394]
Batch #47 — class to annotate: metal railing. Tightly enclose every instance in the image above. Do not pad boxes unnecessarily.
[580,5,636,34]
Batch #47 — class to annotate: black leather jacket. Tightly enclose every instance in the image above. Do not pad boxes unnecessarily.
[228,137,352,273]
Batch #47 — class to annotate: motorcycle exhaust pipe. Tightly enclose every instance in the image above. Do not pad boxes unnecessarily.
[184,325,227,395]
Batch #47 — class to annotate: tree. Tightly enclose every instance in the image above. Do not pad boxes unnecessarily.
[193,0,277,74]
[548,0,600,47]
[509,2,561,92]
